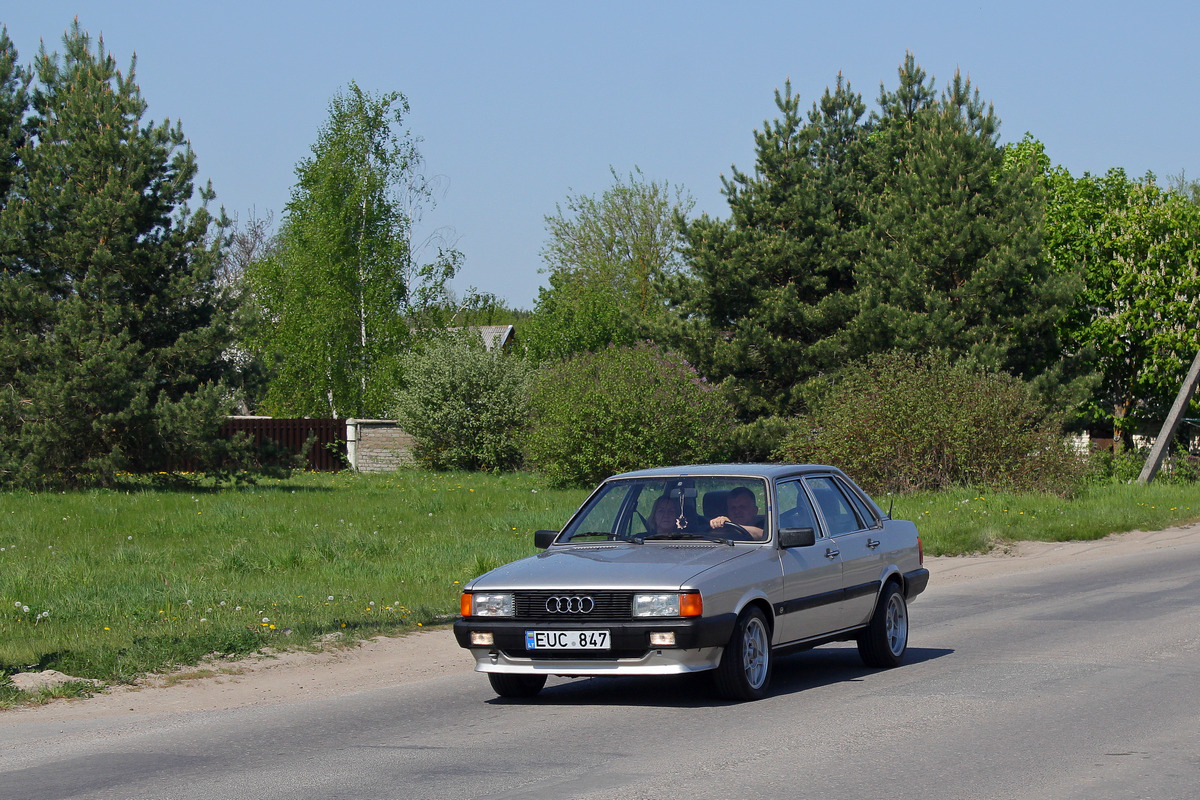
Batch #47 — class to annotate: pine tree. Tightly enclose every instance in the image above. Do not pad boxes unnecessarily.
[0,22,238,487]
[671,55,1079,418]
[670,78,866,417]
[0,27,28,205]
[849,58,1079,390]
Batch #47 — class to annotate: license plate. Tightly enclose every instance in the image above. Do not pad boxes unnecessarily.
[525,630,610,650]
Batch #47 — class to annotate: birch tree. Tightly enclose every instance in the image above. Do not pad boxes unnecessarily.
[246,83,459,418]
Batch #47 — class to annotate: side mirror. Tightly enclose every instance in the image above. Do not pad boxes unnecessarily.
[534,530,559,549]
[779,527,816,548]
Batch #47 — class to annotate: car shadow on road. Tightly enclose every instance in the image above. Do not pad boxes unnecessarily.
[488,646,953,708]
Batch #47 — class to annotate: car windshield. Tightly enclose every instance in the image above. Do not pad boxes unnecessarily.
[559,476,771,544]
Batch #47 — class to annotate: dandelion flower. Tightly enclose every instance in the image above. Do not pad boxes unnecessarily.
[328,596,334,601]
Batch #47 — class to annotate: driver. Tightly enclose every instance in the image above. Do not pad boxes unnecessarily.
[709,487,765,540]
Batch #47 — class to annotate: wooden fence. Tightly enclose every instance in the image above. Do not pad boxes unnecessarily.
[223,417,348,471]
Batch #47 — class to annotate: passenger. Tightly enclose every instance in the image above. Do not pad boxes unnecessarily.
[709,486,765,539]
[651,494,688,534]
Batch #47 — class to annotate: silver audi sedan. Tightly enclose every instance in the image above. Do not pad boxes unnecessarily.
[454,464,928,701]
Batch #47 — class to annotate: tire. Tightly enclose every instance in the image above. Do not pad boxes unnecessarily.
[714,606,773,701]
[487,672,547,698]
[857,581,908,668]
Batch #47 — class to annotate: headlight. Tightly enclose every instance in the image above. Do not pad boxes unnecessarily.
[463,592,514,617]
[633,592,702,617]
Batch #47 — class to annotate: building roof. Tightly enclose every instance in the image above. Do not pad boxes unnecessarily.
[448,325,516,351]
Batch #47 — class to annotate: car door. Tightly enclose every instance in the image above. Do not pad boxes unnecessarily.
[773,478,846,644]
[805,475,885,627]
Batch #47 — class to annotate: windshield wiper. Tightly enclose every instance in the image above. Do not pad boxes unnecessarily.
[568,531,642,544]
[643,532,734,546]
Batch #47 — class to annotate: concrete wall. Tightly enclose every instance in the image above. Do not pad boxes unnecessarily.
[345,419,415,472]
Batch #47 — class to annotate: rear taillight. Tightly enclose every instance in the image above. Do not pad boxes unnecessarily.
[917,536,924,565]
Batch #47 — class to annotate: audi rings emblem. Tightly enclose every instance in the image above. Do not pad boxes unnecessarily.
[545,595,595,614]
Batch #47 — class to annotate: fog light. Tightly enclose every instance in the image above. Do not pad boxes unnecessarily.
[470,632,494,646]
[649,631,675,646]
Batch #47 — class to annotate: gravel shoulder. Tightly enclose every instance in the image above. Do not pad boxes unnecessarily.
[6,522,1199,723]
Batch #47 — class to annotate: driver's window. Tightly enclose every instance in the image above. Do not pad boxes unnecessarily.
[776,480,820,536]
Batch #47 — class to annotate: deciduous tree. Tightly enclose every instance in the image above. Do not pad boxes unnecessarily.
[245,83,460,418]
[524,167,692,360]
[1014,136,1200,439]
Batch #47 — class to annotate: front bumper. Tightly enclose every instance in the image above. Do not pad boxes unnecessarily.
[453,614,736,675]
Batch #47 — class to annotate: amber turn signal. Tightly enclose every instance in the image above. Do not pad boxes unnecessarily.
[680,592,703,617]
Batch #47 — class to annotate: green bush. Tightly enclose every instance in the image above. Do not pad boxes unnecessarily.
[525,343,735,487]
[1088,444,1200,485]
[393,332,532,471]
[773,351,1088,495]
[724,415,795,462]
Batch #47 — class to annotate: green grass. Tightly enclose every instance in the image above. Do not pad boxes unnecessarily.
[1,469,1197,704]
[0,470,587,688]
[892,481,1200,555]
[0,676,95,709]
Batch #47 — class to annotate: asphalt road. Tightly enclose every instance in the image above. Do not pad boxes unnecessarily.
[3,539,1199,800]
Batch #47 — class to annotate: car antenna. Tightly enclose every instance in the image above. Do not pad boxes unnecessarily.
[887,496,894,520]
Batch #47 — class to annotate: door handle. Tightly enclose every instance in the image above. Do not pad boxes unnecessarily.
[866,538,881,550]
[824,547,840,559]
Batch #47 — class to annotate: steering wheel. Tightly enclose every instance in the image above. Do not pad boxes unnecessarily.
[721,521,752,539]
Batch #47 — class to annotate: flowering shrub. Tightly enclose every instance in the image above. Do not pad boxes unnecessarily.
[393,332,532,471]
[774,351,1088,495]
[525,343,735,487]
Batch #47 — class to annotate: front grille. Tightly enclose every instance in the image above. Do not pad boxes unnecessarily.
[515,591,634,621]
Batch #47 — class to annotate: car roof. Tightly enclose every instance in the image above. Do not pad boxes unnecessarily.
[608,463,845,481]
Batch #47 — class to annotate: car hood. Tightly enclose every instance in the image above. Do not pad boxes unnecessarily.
[467,543,758,591]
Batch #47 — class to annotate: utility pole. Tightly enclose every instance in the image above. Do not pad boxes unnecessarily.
[1138,349,1200,483]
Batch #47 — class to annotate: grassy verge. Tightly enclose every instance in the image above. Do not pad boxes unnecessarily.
[893,481,1199,555]
[1,470,1197,705]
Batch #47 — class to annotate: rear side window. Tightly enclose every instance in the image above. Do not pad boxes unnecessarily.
[805,476,865,536]
[836,477,880,528]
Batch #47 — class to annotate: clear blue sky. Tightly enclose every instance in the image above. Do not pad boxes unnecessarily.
[5,2,1197,308]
